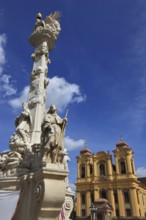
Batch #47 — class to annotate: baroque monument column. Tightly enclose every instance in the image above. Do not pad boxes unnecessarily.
[28,13,52,146]
[0,12,73,220]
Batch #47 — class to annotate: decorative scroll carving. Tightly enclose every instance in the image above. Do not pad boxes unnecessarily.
[34,181,44,203]
[59,195,74,220]
[65,197,73,211]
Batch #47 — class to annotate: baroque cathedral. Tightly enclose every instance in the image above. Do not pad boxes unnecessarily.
[75,140,146,219]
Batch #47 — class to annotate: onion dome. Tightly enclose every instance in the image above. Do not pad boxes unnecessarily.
[116,139,129,148]
[80,147,92,157]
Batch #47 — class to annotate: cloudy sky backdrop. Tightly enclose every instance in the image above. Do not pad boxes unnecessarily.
[1,0,146,190]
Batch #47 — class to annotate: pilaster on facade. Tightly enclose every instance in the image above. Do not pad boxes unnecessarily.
[86,190,91,216]
[94,189,99,201]
[93,157,97,178]
[114,156,120,175]
[76,191,81,217]
[117,188,125,217]
[108,188,116,217]
[138,190,145,217]
[130,187,139,217]
[107,156,113,180]
[126,154,132,174]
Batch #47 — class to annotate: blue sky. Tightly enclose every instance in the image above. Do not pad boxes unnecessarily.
[0,0,146,189]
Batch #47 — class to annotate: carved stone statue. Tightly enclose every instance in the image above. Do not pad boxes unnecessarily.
[34,13,45,30]
[30,12,61,52]
[41,105,67,163]
[9,103,32,154]
[44,12,61,40]
[34,12,61,39]
[2,151,22,171]
[0,154,8,169]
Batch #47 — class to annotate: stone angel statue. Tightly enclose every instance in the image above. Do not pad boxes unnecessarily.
[34,11,61,40]
[45,11,61,39]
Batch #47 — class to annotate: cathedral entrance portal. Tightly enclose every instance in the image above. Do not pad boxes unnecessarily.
[97,213,103,220]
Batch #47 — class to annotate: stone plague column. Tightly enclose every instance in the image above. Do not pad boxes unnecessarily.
[28,13,52,146]
[0,12,73,220]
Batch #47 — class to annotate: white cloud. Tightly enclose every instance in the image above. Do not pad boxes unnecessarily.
[47,77,86,111]
[64,136,85,151]
[0,74,17,96]
[9,86,29,108]
[9,76,86,111]
[136,167,146,177]
[0,34,17,99]
[0,33,6,71]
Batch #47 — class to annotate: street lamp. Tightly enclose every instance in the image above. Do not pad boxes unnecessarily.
[90,203,97,220]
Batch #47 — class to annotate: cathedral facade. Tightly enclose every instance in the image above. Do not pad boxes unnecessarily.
[75,140,146,219]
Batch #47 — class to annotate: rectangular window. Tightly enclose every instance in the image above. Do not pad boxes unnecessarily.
[116,209,119,217]
[124,191,130,203]
[126,209,131,216]
[81,193,86,205]
[90,164,93,175]
[81,209,86,217]
[114,192,118,204]
[91,192,94,203]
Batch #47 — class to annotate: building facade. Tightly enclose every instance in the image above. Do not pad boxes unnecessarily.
[76,140,146,219]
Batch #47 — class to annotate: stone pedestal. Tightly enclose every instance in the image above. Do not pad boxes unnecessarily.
[11,164,68,220]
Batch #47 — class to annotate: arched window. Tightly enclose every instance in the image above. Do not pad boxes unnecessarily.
[80,165,85,178]
[89,164,93,175]
[120,160,126,174]
[99,163,106,176]
[114,191,118,204]
[100,190,107,199]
